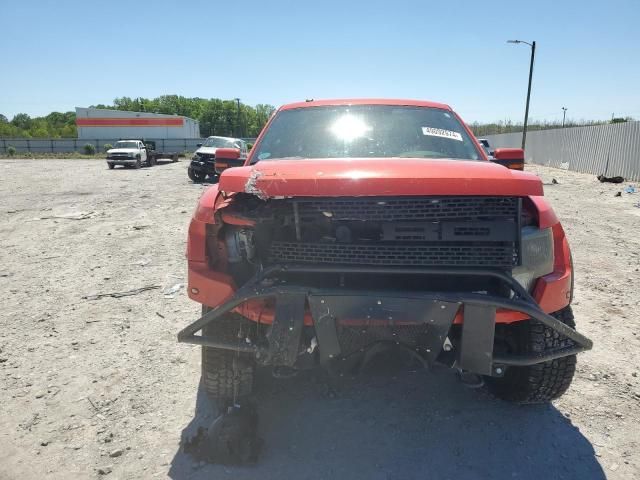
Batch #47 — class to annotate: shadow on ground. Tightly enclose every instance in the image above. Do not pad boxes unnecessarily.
[170,365,604,480]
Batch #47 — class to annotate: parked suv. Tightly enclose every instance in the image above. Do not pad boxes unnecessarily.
[188,136,248,182]
[179,99,592,407]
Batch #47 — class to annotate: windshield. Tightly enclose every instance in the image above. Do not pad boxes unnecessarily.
[114,141,138,149]
[253,105,481,161]
[203,137,239,148]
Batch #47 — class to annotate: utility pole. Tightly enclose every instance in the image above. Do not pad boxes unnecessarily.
[562,107,568,128]
[234,98,241,137]
[507,40,536,150]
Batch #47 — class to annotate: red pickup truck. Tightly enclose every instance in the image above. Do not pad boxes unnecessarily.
[179,98,592,407]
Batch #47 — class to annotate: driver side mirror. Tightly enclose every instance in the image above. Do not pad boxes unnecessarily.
[492,148,524,170]
[215,148,243,174]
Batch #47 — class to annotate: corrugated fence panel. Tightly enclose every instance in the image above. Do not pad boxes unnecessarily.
[485,121,640,180]
[1,137,257,154]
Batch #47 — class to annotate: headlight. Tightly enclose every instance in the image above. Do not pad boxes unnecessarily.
[512,226,554,291]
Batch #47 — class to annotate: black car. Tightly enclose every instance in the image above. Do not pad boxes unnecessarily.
[188,136,248,182]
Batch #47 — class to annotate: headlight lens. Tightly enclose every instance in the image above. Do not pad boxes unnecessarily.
[512,226,554,291]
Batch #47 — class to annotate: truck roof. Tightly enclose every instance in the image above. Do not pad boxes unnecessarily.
[280,98,452,111]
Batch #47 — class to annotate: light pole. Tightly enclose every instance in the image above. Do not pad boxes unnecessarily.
[562,107,568,128]
[234,98,241,137]
[507,40,536,150]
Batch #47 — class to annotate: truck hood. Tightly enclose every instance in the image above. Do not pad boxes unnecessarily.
[218,158,543,198]
[196,147,218,156]
[107,148,137,154]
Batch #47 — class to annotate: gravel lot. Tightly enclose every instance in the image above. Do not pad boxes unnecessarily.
[1,159,639,479]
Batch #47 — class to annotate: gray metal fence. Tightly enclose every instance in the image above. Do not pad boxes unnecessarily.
[0,138,257,154]
[485,121,640,181]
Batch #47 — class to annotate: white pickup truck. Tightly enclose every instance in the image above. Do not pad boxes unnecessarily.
[106,140,180,169]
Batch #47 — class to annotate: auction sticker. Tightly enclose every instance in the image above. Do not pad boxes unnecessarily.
[421,127,463,141]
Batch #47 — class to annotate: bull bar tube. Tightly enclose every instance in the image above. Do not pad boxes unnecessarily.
[178,265,593,376]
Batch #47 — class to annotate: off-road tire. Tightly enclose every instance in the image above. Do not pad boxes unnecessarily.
[107,163,114,169]
[486,306,577,404]
[135,156,141,169]
[201,308,255,404]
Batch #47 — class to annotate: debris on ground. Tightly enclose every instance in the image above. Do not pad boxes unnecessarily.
[131,258,151,267]
[82,285,160,300]
[38,211,97,221]
[109,448,124,458]
[615,192,622,197]
[163,274,184,298]
[97,465,113,475]
[624,185,637,193]
[183,404,261,465]
[163,283,183,297]
[552,178,559,184]
[598,175,625,183]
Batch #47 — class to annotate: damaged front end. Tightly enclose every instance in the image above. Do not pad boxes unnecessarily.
[180,187,592,378]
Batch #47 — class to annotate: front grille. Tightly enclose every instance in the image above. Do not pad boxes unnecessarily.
[262,196,520,269]
[293,196,518,222]
[269,241,515,267]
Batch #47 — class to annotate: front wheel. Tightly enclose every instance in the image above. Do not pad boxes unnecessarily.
[201,309,255,404]
[486,306,577,404]
[135,156,141,169]
[188,167,207,183]
[107,163,114,170]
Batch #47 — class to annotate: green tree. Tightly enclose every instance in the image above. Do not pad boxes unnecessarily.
[11,113,32,130]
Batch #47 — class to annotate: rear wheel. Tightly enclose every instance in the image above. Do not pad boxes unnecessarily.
[486,306,577,404]
[201,308,255,404]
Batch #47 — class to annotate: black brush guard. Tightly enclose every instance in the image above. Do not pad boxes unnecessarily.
[178,265,592,376]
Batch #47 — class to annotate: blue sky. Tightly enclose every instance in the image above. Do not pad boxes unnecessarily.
[1,0,638,123]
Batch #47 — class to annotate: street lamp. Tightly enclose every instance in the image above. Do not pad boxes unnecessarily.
[234,98,241,137]
[562,107,568,128]
[507,40,536,150]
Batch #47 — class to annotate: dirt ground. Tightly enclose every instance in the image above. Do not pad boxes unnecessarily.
[1,158,639,480]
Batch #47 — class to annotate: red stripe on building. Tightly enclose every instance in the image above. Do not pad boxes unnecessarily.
[76,117,184,127]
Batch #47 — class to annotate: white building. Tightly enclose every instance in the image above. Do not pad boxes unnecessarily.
[75,107,200,139]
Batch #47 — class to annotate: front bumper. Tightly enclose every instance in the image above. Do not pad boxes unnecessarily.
[189,159,216,175]
[178,265,593,377]
[107,158,136,165]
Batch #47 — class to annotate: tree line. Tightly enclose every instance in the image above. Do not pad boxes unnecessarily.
[469,117,633,137]
[0,95,276,139]
[1,96,633,138]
